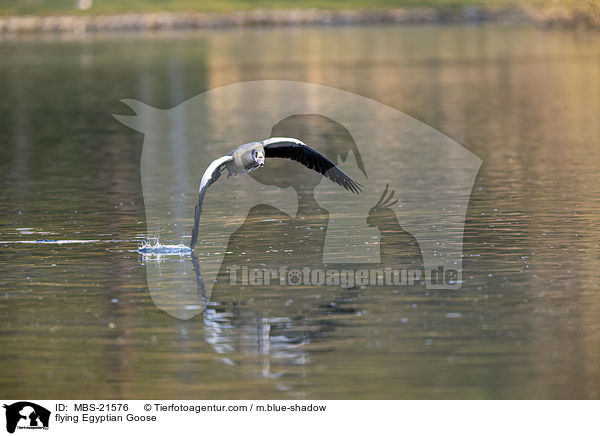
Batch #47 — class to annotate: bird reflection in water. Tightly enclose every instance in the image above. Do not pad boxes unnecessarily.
[191,251,361,383]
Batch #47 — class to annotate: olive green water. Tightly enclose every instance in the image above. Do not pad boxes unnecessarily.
[1,25,599,399]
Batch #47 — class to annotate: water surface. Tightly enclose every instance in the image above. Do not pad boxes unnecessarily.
[1,24,599,399]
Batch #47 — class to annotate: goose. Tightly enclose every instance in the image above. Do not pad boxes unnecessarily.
[190,137,362,249]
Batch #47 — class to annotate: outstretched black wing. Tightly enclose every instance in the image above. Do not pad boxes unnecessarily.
[262,137,362,194]
[190,155,233,249]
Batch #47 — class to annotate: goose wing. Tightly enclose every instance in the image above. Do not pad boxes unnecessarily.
[190,155,233,249]
[262,137,362,194]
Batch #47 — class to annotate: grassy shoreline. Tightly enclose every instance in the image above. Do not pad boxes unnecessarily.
[0,3,598,33]
[0,0,597,16]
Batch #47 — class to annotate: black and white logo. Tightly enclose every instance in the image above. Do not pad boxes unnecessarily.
[3,402,50,434]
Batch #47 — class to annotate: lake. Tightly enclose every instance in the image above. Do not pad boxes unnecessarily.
[0,24,598,399]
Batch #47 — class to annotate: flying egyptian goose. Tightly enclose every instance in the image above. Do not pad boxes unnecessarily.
[190,137,362,249]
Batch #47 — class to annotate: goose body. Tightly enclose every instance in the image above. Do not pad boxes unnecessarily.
[190,137,362,249]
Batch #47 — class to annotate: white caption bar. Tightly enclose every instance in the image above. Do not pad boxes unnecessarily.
[0,400,596,436]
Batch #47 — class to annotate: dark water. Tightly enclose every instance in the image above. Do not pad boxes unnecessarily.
[1,25,599,399]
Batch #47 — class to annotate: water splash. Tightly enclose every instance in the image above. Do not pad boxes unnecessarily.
[137,240,192,255]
